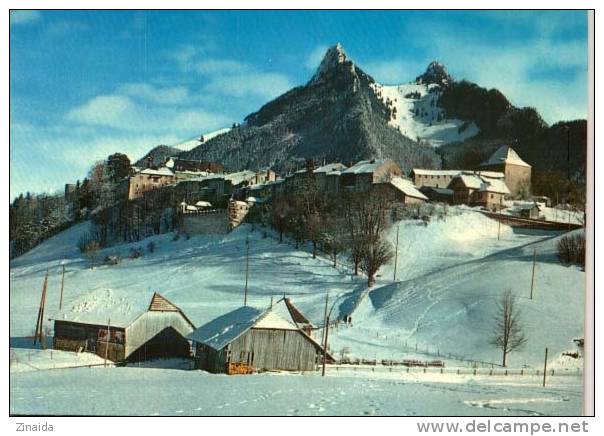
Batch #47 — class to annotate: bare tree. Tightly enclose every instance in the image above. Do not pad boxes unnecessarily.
[271,197,291,243]
[360,239,393,287]
[343,191,394,285]
[321,213,347,267]
[490,290,527,367]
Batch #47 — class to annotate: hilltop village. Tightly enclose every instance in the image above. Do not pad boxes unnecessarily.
[67,144,548,243]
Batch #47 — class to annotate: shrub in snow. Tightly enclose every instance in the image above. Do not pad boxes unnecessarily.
[129,247,143,259]
[104,255,120,265]
[557,233,585,268]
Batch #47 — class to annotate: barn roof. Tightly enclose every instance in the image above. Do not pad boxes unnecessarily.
[271,298,314,329]
[188,301,331,360]
[50,290,194,329]
[141,167,174,177]
[411,169,460,177]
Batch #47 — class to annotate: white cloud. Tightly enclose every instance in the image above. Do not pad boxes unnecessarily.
[203,72,294,100]
[67,95,136,128]
[118,83,189,105]
[10,10,41,25]
[193,59,250,75]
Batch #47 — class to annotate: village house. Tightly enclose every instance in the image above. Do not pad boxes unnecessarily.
[516,202,542,219]
[51,292,196,362]
[419,186,454,204]
[123,167,176,200]
[340,159,403,192]
[410,169,460,189]
[187,298,332,374]
[448,172,511,211]
[313,163,348,194]
[372,176,428,205]
[479,145,532,198]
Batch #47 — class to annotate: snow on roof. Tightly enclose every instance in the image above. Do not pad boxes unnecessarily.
[475,170,505,179]
[479,178,510,195]
[451,173,511,194]
[411,169,460,176]
[186,205,198,211]
[255,311,298,330]
[195,201,212,208]
[480,146,531,168]
[389,177,428,200]
[141,167,174,177]
[225,170,256,186]
[246,196,258,203]
[270,298,314,329]
[314,163,347,174]
[51,289,187,328]
[186,306,267,350]
[188,299,313,350]
[342,159,389,174]
[515,202,541,210]
[456,174,483,190]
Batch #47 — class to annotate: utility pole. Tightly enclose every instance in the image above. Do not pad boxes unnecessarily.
[567,127,571,181]
[244,236,250,306]
[322,315,330,377]
[497,197,503,241]
[530,248,536,300]
[104,318,110,367]
[321,293,329,347]
[393,224,400,281]
[59,264,65,311]
[543,347,548,387]
[34,271,48,346]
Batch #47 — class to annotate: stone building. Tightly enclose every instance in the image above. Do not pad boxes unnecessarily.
[479,145,531,198]
[448,172,511,211]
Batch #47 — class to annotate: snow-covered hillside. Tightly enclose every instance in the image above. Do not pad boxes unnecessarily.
[10,210,584,371]
[9,208,585,415]
[172,127,232,152]
[370,82,479,146]
[329,213,584,368]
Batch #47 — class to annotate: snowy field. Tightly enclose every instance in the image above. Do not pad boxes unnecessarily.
[9,208,585,415]
[10,365,582,416]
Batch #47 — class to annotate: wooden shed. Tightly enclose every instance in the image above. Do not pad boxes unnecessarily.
[51,292,195,362]
[188,301,333,374]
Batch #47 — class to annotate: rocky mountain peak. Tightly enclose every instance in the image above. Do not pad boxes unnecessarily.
[309,43,353,84]
[415,61,452,87]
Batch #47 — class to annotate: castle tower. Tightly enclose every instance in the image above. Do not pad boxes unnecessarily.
[480,145,531,198]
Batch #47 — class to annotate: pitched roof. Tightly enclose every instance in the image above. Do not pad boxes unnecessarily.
[480,145,531,168]
[449,173,511,194]
[314,163,348,174]
[141,167,174,177]
[411,169,460,176]
[342,159,390,174]
[186,306,268,350]
[187,300,328,358]
[389,177,428,200]
[51,290,194,329]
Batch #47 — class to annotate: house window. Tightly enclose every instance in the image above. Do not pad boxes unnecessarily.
[490,194,494,199]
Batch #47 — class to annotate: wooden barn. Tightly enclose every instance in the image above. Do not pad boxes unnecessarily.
[51,292,195,362]
[188,299,333,374]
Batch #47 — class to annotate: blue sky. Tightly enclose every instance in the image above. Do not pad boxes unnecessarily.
[10,10,588,197]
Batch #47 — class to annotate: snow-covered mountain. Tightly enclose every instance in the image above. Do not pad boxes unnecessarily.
[172,127,232,152]
[370,81,479,146]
